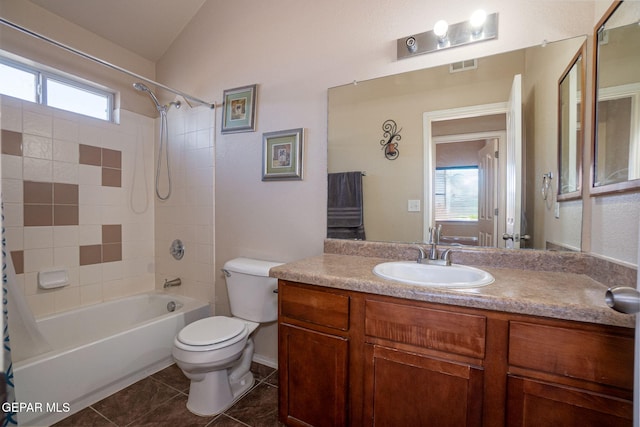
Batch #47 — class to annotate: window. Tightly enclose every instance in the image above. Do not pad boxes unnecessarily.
[0,55,114,121]
[434,166,479,221]
[0,61,37,102]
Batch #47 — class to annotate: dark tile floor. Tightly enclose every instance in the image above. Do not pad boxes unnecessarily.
[53,363,281,427]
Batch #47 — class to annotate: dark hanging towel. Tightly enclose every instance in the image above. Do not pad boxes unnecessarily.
[327,171,365,240]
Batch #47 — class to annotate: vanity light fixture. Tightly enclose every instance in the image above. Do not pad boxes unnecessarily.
[397,10,498,60]
[434,19,449,43]
[469,9,487,36]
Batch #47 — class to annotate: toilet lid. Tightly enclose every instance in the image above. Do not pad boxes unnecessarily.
[177,316,246,346]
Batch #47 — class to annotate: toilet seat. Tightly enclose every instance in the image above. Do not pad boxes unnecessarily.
[175,316,248,352]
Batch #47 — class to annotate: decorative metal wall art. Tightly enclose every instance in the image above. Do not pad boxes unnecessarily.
[380,119,402,160]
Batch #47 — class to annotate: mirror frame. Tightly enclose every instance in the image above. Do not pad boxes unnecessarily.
[590,0,640,196]
[557,43,586,201]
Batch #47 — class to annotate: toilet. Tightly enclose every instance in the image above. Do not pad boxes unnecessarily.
[172,257,282,416]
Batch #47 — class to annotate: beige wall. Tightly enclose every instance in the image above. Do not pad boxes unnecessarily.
[157,0,607,364]
[523,37,586,251]
[0,0,158,117]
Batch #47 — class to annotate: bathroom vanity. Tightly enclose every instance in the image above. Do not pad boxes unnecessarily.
[272,242,636,427]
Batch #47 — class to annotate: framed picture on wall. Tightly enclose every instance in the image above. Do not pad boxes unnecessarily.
[221,84,257,133]
[262,128,304,181]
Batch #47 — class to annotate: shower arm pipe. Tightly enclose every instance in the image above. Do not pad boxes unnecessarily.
[0,17,216,109]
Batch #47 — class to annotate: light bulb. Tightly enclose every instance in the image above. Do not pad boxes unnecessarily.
[470,9,487,34]
[433,20,448,39]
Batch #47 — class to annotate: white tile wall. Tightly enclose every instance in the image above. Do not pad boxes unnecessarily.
[154,105,215,304]
[1,96,158,317]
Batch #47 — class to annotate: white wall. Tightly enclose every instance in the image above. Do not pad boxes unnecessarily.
[157,0,604,363]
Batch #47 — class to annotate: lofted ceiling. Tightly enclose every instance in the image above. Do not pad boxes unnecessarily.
[28,0,207,62]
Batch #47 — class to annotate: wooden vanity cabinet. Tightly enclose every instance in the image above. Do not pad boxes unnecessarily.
[363,298,487,426]
[278,281,354,427]
[278,280,635,427]
[505,320,634,426]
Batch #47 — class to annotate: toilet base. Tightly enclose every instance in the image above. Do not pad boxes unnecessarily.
[186,369,255,416]
[183,337,257,417]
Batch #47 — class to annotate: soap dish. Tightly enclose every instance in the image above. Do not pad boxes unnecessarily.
[38,268,70,289]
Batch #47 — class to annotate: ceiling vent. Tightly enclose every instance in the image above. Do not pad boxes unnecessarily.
[449,59,478,73]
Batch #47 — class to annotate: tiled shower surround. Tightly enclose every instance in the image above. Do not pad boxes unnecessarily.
[0,95,215,318]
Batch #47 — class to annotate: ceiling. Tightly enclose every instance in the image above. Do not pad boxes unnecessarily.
[28,0,207,62]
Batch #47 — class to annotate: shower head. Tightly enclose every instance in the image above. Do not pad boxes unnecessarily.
[133,82,164,112]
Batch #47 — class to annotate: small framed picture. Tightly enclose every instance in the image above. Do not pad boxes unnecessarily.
[221,84,257,134]
[262,128,304,181]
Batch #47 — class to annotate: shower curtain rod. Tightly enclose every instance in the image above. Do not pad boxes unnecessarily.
[0,17,216,109]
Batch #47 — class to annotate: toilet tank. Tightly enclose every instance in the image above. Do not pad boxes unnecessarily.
[223,257,283,323]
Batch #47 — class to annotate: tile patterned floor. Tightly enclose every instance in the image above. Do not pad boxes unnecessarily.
[53,363,281,427]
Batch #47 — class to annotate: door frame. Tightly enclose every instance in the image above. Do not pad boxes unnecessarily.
[423,102,508,244]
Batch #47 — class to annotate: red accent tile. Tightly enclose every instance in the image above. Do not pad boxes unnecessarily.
[80,245,102,266]
[102,224,122,244]
[24,181,53,204]
[102,148,121,169]
[53,183,79,205]
[1,130,23,156]
[54,205,79,226]
[11,251,24,275]
[102,167,121,187]
[79,144,101,166]
[102,243,122,263]
[24,204,53,226]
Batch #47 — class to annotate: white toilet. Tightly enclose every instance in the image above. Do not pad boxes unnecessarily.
[172,257,282,416]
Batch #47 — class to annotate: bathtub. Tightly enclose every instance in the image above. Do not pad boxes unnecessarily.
[12,292,210,427]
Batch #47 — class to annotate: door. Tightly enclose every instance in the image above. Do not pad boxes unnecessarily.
[478,139,499,247]
[605,228,640,426]
[505,74,523,249]
[423,104,509,245]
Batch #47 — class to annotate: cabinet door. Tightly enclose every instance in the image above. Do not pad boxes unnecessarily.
[506,376,632,427]
[364,345,483,427]
[279,324,349,427]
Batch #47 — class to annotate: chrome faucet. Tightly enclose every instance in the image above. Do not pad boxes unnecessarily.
[427,225,441,260]
[413,225,453,266]
[163,277,182,288]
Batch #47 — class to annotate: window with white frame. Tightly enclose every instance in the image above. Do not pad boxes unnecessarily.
[0,55,114,122]
[434,166,479,221]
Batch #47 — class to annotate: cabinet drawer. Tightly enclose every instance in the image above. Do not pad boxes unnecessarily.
[280,282,350,331]
[508,321,634,390]
[365,300,486,358]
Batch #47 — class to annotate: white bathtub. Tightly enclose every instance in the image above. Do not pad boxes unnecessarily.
[12,292,210,426]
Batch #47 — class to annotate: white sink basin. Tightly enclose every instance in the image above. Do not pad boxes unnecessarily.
[373,261,494,288]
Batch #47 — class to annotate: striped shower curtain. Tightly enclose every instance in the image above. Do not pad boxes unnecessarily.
[2,200,17,426]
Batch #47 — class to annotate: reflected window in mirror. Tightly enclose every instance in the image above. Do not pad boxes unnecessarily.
[592,0,640,195]
[557,44,585,201]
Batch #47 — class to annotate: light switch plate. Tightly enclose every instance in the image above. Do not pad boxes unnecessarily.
[408,199,421,212]
[554,202,560,218]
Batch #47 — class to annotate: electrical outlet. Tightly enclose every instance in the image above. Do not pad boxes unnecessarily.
[408,199,421,212]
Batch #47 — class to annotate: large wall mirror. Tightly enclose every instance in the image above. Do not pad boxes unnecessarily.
[557,45,586,201]
[592,0,640,195]
[328,36,586,251]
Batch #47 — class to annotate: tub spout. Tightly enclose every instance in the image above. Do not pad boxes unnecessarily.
[164,278,182,288]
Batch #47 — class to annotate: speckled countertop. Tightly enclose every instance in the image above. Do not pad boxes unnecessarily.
[270,244,636,329]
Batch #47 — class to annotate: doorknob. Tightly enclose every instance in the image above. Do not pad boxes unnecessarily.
[503,233,530,242]
[605,286,640,314]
